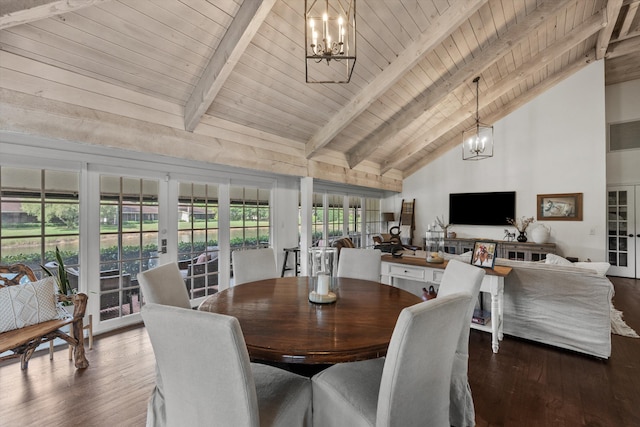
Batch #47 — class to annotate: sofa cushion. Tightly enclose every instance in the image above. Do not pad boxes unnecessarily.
[545,253,574,266]
[574,262,610,277]
[0,277,59,333]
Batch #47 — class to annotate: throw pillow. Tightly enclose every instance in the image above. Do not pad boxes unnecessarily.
[545,253,573,266]
[574,262,611,277]
[0,276,59,333]
[196,253,210,264]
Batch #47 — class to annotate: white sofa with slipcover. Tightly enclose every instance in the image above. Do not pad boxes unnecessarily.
[494,256,613,359]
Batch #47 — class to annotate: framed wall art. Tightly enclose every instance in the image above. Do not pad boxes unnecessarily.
[537,193,583,221]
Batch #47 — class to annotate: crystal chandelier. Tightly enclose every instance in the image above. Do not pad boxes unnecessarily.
[462,76,494,160]
[305,0,356,83]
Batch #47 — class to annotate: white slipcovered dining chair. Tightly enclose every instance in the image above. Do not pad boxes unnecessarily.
[232,248,278,286]
[336,248,382,282]
[141,303,312,427]
[436,259,486,427]
[311,292,472,427]
[138,262,191,309]
[137,262,192,427]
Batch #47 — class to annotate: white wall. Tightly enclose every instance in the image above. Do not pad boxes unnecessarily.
[399,62,608,261]
[606,79,640,185]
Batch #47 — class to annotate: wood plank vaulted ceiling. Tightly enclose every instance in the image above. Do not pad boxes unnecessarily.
[1,0,639,192]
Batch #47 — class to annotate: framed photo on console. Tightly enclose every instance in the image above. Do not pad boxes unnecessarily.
[537,193,583,221]
[471,241,497,269]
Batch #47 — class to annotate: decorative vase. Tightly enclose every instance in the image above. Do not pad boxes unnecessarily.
[531,224,551,244]
[517,231,527,242]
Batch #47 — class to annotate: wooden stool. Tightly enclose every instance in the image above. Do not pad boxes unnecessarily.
[281,247,300,277]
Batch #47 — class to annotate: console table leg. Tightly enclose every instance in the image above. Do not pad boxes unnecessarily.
[490,279,501,353]
[498,285,504,341]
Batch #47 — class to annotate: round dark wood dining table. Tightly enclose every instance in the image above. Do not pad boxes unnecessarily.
[198,276,422,365]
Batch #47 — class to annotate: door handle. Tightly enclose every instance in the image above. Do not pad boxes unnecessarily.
[630,234,635,237]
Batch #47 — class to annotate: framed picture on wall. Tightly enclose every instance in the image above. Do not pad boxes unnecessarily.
[470,241,497,269]
[537,193,583,221]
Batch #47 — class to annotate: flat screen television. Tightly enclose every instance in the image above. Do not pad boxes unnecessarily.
[449,191,516,226]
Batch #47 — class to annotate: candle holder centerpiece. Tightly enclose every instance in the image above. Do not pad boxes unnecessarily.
[425,221,445,264]
[308,247,338,304]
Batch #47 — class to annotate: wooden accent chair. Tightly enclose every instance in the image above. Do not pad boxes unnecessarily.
[0,263,36,288]
[0,264,89,370]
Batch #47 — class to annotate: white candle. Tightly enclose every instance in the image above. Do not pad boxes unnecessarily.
[323,13,327,42]
[317,274,330,295]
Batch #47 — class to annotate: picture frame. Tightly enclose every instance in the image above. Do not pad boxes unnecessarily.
[537,193,583,221]
[470,241,497,269]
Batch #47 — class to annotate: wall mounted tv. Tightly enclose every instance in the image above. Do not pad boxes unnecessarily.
[449,191,516,226]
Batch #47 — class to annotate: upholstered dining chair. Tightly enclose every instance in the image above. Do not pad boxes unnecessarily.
[436,259,486,427]
[232,248,278,286]
[141,303,312,427]
[336,248,382,282]
[138,262,191,309]
[312,293,472,427]
[137,262,191,427]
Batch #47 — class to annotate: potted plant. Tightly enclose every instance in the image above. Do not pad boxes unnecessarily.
[42,246,75,305]
[507,216,535,242]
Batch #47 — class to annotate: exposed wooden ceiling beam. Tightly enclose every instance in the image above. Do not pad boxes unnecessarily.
[183,0,277,132]
[619,1,639,38]
[346,0,573,169]
[606,35,640,58]
[0,0,109,30]
[596,0,624,59]
[304,0,489,159]
[382,11,606,175]
[403,49,599,177]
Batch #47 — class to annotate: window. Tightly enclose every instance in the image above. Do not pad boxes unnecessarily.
[229,186,271,282]
[364,197,381,247]
[312,193,324,246]
[310,192,380,248]
[348,196,362,246]
[99,176,158,321]
[178,183,219,299]
[327,194,344,240]
[0,167,80,282]
[230,186,270,250]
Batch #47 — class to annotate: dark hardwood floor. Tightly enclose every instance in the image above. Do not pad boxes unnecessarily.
[1,277,638,426]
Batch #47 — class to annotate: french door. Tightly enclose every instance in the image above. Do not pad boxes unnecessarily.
[607,186,640,278]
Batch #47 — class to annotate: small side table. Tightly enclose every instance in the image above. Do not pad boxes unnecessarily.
[281,247,300,277]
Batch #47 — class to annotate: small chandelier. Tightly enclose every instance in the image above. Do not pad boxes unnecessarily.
[305,0,356,83]
[462,76,494,160]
